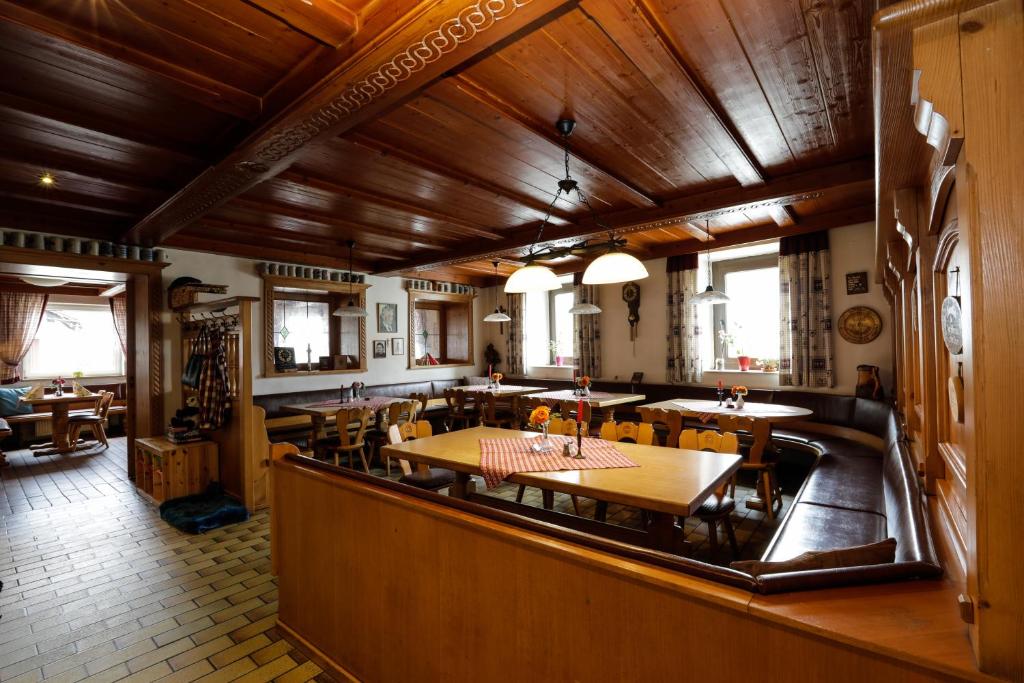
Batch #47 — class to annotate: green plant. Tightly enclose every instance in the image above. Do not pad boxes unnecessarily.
[72,371,84,379]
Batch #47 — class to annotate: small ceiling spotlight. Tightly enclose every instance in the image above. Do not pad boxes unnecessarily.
[38,173,56,187]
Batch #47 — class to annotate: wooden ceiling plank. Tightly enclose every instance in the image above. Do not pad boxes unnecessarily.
[189,221,405,262]
[276,170,503,240]
[767,204,799,228]
[122,0,580,246]
[0,186,136,218]
[375,157,871,273]
[243,0,358,48]
[582,0,765,187]
[448,75,659,208]
[0,1,261,120]
[164,234,355,270]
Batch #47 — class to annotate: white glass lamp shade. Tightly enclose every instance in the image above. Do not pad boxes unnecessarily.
[503,264,561,293]
[568,302,602,315]
[20,276,69,287]
[332,298,367,317]
[483,309,512,322]
[691,285,730,305]
[582,251,649,285]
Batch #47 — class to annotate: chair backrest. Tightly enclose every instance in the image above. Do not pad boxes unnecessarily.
[334,407,371,448]
[679,429,739,454]
[96,391,115,419]
[638,407,683,447]
[387,421,433,476]
[409,392,430,414]
[477,392,500,421]
[387,400,418,426]
[558,400,591,425]
[516,397,550,428]
[548,415,580,437]
[599,420,654,445]
[444,388,474,414]
[715,414,771,464]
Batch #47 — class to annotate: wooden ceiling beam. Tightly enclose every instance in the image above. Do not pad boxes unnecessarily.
[163,234,355,271]
[767,204,799,227]
[376,158,872,274]
[0,2,261,121]
[448,75,660,208]
[276,170,503,240]
[243,0,359,48]
[189,222,408,263]
[346,132,576,223]
[122,0,580,247]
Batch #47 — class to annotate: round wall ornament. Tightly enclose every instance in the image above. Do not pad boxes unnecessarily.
[837,306,883,344]
[940,295,964,354]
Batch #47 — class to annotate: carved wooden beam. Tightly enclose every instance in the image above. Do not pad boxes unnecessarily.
[376,158,872,274]
[122,0,580,247]
[768,205,799,228]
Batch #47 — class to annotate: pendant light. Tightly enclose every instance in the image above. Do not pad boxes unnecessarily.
[483,261,512,322]
[691,220,730,305]
[504,118,648,293]
[332,240,368,318]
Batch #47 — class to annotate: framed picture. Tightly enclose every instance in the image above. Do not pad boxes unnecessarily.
[373,340,387,359]
[846,271,869,295]
[391,337,405,356]
[377,303,398,333]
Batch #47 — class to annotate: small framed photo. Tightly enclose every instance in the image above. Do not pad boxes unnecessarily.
[372,340,387,359]
[377,303,398,333]
[846,271,869,295]
[391,338,405,356]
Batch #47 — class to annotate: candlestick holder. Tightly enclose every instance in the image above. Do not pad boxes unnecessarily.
[717,389,725,406]
[572,424,585,459]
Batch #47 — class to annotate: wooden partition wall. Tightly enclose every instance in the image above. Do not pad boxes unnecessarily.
[874,1,1023,678]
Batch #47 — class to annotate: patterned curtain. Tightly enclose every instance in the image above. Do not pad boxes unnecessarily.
[505,293,525,376]
[779,231,834,387]
[572,273,601,377]
[0,292,48,384]
[666,254,702,383]
[109,296,127,354]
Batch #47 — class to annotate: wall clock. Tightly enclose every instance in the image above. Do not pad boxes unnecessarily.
[837,306,883,344]
[622,282,640,341]
[940,295,963,354]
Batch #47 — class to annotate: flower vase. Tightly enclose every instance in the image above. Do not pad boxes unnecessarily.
[737,355,752,371]
[736,395,745,409]
[532,423,554,453]
[583,385,591,397]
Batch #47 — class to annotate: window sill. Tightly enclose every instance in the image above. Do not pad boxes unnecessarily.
[530,364,573,369]
[705,369,779,374]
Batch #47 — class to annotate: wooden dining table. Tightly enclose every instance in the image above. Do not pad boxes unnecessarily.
[381,425,741,554]
[459,384,546,397]
[524,390,646,421]
[20,392,101,456]
[281,396,445,442]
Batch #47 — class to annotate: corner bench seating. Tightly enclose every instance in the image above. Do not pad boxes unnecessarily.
[0,383,128,446]
[257,376,941,592]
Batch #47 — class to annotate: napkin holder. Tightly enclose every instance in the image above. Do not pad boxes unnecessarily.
[25,383,45,400]
[73,381,91,397]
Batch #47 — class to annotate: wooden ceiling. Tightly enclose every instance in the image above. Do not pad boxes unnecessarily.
[0,0,877,285]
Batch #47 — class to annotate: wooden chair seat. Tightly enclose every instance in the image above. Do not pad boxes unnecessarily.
[399,467,457,490]
[69,391,115,449]
[388,422,454,493]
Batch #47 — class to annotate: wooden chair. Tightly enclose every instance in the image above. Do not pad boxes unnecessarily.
[515,397,549,430]
[387,423,455,492]
[443,389,476,431]
[638,407,683,447]
[68,391,115,449]
[478,392,516,428]
[322,407,372,472]
[679,428,741,559]
[716,414,783,520]
[558,400,592,434]
[379,400,418,476]
[514,415,582,515]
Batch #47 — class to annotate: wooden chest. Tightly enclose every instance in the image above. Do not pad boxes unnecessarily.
[134,437,218,503]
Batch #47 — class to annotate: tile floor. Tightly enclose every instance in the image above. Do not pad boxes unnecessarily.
[0,434,806,682]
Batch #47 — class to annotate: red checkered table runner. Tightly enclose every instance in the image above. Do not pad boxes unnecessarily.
[306,396,406,411]
[527,390,616,401]
[478,436,639,489]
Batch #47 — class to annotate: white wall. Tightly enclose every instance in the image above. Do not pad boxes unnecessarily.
[160,248,484,422]
[479,221,893,395]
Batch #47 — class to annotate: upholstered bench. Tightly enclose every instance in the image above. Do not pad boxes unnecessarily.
[0,417,11,466]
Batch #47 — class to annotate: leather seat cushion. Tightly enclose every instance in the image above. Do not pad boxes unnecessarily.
[0,417,10,432]
[808,437,881,459]
[773,391,854,427]
[851,398,892,438]
[399,467,456,489]
[769,428,814,444]
[799,454,885,516]
[696,495,735,517]
[765,502,887,562]
[68,415,103,424]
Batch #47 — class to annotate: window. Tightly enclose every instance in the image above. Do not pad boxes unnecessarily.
[409,290,472,367]
[524,275,574,366]
[23,301,125,378]
[264,279,365,374]
[708,245,780,368]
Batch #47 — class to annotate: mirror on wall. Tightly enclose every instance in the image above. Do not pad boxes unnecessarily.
[262,275,368,376]
[408,289,474,368]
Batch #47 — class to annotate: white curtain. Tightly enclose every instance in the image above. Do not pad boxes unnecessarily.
[666,255,702,383]
[779,231,835,387]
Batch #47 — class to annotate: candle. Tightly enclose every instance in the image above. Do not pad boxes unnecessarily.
[488,364,492,378]
[577,398,583,423]
[717,379,723,390]
[572,367,576,383]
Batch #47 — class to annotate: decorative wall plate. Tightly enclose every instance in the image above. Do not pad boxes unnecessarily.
[837,306,883,344]
[940,295,964,354]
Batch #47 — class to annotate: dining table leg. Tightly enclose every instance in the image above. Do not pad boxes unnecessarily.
[744,419,774,512]
[451,471,476,499]
[647,512,688,555]
[31,404,74,457]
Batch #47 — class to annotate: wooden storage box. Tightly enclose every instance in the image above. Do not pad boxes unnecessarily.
[134,437,218,503]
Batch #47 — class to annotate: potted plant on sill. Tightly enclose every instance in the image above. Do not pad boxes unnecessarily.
[718,326,753,371]
[548,339,564,366]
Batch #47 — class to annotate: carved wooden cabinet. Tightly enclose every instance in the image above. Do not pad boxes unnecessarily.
[134,437,219,504]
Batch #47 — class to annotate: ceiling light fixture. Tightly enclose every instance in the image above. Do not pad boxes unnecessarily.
[568,300,602,315]
[38,173,55,187]
[503,119,649,293]
[20,275,69,287]
[332,240,367,318]
[691,220,730,305]
[483,261,512,322]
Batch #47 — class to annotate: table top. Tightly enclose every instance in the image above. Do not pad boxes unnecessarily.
[281,396,410,416]
[20,392,100,406]
[460,384,546,396]
[381,425,741,517]
[639,399,813,422]
[524,390,646,407]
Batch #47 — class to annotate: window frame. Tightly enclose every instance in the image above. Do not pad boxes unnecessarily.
[22,299,126,379]
[547,281,575,364]
[711,253,780,369]
[407,288,475,369]
[262,275,369,377]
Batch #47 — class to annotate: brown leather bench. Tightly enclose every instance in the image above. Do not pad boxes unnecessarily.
[0,417,11,466]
